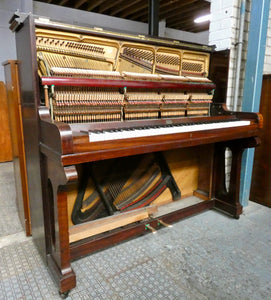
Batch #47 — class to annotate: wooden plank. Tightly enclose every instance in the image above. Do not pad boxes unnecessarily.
[41,76,215,90]
[3,61,31,236]
[69,205,157,243]
[250,75,271,207]
[0,81,12,162]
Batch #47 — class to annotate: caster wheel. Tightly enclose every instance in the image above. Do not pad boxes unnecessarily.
[59,290,70,299]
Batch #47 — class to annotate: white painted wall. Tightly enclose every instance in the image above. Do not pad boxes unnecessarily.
[164,27,209,45]
[0,1,20,81]
[33,1,148,35]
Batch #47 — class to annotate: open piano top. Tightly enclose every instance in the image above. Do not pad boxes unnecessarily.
[36,20,213,125]
[35,20,262,164]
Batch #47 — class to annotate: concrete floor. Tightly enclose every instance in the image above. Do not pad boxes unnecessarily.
[0,161,271,299]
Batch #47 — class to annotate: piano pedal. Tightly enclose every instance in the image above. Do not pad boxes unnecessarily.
[145,224,157,234]
[158,219,173,228]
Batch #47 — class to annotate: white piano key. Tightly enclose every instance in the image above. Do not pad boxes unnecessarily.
[88,120,251,142]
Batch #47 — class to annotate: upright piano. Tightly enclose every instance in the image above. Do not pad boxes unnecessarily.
[11,13,262,296]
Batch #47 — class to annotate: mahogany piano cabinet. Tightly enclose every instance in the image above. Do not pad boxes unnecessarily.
[10,13,262,296]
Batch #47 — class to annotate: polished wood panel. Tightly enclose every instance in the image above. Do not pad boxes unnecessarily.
[251,75,271,207]
[14,16,45,253]
[0,81,12,162]
[209,49,230,104]
[41,76,216,90]
[3,60,31,236]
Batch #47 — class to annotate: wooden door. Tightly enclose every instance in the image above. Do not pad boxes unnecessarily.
[3,60,31,235]
[250,75,271,207]
[0,81,12,162]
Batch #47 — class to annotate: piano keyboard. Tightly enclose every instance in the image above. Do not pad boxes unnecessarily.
[88,120,251,142]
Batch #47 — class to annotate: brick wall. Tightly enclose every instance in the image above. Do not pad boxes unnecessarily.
[209,0,251,111]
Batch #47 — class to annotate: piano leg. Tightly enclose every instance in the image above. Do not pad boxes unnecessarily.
[212,137,260,218]
[43,156,77,294]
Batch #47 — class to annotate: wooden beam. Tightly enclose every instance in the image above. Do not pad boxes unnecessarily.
[129,7,149,20]
[167,9,210,28]
[74,0,88,9]
[119,0,148,18]
[128,0,180,20]
[166,5,210,24]
[154,1,209,24]
[159,0,198,19]
[169,20,196,28]
[98,0,125,13]
[110,0,143,15]
[87,0,104,11]
[141,0,205,22]
[59,0,69,6]
[167,13,206,27]
[69,206,158,243]
[159,0,181,10]
[129,0,187,21]
[169,17,209,28]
